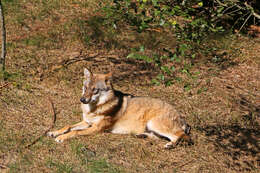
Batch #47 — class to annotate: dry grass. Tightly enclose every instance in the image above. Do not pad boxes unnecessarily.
[0,1,259,172]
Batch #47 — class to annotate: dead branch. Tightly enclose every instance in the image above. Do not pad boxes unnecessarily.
[175,159,195,169]
[0,82,9,90]
[48,96,57,129]
[0,1,6,71]
[0,164,8,169]
[48,52,99,74]
[62,53,99,67]
[214,0,260,21]
[245,2,260,20]
[238,13,252,33]
[25,97,57,149]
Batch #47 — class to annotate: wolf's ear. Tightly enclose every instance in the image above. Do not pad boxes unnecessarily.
[84,68,92,79]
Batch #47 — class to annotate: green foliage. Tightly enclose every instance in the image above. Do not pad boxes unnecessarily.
[127,46,153,63]
[104,0,229,36]
[0,70,21,81]
[102,0,259,86]
[127,45,178,85]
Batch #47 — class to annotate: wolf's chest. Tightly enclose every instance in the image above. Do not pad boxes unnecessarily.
[81,103,92,113]
[83,114,104,125]
[81,104,102,124]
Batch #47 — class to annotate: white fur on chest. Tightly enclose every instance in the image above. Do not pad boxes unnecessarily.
[81,103,92,113]
[81,103,104,124]
[83,114,104,125]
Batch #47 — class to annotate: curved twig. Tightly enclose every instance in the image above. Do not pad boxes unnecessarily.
[25,97,57,149]
[0,163,7,169]
[0,82,8,90]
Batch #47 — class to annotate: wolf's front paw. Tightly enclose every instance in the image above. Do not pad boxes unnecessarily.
[47,131,58,138]
[55,136,65,143]
[164,142,175,149]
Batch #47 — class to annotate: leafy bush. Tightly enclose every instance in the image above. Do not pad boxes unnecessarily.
[102,0,259,85]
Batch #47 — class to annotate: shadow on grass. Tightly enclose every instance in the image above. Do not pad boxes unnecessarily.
[195,96,260,171]
[74,16,123,49]
[106,56,156,85]
[197,123,259,171]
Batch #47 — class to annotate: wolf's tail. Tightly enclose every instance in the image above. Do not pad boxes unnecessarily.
[180,117,191,135]
[182,123,191,135]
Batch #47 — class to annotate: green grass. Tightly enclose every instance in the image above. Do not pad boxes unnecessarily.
[70,142,122,172]
[87,159,121,173]
[46,159,74,173]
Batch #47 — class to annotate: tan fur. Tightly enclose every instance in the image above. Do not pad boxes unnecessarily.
[47,68,192,149]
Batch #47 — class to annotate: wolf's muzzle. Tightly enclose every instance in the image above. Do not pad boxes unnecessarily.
[80,97,90,104]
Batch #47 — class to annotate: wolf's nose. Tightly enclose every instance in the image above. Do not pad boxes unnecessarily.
[80,97,86,103]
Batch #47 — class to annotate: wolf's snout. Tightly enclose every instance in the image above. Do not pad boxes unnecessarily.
[80,97,89,104]
[80,97,85,103]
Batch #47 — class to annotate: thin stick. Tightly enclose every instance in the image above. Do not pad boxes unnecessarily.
[244,2,260,20]
[0,82,8,90]
[25,97,57,149]
[0,164,7,169]
[238,13,252,33]
[232,11,250,31]
[47,96,57,129]
[0,1,6,71]
[175,159,195,169]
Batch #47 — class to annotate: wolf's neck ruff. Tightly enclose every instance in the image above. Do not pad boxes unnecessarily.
[92,94,120,116]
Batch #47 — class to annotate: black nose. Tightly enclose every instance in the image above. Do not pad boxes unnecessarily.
[80,97,86,103]
[80,97,90,104]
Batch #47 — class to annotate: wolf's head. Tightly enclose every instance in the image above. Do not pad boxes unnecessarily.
[80,68,114,105]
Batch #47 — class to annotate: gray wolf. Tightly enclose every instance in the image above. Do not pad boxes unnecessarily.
[47,68,192,149]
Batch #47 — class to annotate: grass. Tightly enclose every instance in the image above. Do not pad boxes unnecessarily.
[0,0,259,173]
[46,159,74,173]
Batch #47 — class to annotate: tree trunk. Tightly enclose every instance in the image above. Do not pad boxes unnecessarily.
[0,1,6,71]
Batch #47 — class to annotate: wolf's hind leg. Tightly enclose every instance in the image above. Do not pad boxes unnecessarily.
[47,121,89,138]
[146,119,191,149]
[164,131,192,149]
[136,132,160,139]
